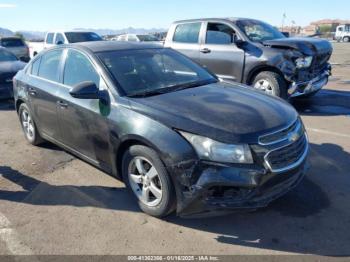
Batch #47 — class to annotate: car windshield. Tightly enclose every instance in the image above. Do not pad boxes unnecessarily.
[236,20,286,42]
[0,38,25,47]
[65,32,102,43]
[98,48,217,97]
[137,35,159,42]
[0,49,18,62]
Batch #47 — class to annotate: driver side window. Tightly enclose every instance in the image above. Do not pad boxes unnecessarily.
[63,49,100,87]
[206,23,235,45]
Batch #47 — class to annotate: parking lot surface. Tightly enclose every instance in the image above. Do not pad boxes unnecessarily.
[0,43,350,256]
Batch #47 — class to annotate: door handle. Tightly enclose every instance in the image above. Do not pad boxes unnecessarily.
[28,87,37,96]
[200,48,211,54]
[57,101,68,108]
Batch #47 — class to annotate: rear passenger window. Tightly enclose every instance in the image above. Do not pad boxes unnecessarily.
[206,23,235,45]
[63,49,100,87]
[173,23,201,43]
[31,57,41,76]
[38,49,63,82]
[46,33,54,44]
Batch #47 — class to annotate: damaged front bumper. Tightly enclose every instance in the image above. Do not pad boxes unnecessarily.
[288,66,331,98]
[173,158,308,218]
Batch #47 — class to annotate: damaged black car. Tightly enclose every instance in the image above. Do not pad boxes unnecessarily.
[165,18,333,99]
[14,42,308,217]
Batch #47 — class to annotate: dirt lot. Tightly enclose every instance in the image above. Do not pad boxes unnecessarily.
[0,43,350,256]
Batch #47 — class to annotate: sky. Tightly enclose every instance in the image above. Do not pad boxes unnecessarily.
[0,0,349,31]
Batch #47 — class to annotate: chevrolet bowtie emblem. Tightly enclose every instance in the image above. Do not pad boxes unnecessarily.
[289,131,300,143]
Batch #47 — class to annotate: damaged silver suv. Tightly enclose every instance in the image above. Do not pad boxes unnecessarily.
[165,18,332,99]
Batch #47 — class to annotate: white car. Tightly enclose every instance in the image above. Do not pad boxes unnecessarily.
[28,30,102,58]
[335,25,350,42]
[114,34,160,43]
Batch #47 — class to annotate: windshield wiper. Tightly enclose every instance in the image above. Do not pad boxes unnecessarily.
[127,79,217,98]
[169,78,217,92]
[127,88,171,98]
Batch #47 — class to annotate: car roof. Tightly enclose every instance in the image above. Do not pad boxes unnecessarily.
[70,41,162,53]
[47,30,98,34]
[0,36,23,40]
[173,17,255,24]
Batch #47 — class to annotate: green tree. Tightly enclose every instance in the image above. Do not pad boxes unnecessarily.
[319,25,332,33]
[14,32,25,41]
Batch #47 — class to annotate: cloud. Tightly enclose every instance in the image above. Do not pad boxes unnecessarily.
[0,3,17,8]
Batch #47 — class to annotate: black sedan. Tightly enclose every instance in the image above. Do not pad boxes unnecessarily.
[13,42,309,217]
[0,47,26,100]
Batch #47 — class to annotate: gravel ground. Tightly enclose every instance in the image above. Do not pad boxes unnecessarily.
[0,43,349,256]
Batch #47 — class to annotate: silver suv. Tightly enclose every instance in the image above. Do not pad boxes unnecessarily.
[0,37,30,62]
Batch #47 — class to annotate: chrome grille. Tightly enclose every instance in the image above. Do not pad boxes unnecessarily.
[259,119,301,145]
[265,135,308,173]
[312,52,331,72]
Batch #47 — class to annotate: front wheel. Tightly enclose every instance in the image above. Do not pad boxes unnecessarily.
[122,145,176,217]
[252,71,288,99]
[343,36,350,42]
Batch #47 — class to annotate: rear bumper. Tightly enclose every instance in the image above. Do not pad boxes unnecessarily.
[174,156,308,218]
[288,66,331,98]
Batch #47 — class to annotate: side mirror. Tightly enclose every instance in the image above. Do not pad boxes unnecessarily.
[281,32,290,38]
[69,81,100,99]
[233,34,244,46]
[56,41,64,45]
[19,56,29,62]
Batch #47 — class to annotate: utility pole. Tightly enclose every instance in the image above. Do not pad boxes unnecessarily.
[282,12,287,32]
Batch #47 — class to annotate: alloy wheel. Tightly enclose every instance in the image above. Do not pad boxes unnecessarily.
[21,109,35,140]
[254,79,275,95]
[128,157,163,207]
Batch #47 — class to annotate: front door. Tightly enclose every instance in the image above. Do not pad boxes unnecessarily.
[199,22,245,82]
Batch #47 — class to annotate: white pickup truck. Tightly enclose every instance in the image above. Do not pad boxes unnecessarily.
[335,24,350,42]
[28,30,102,58]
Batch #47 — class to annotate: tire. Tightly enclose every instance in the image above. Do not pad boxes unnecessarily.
[252,71,288,99]
[122,145,176,217]
[343,36,350,42]
[18,103,44,146]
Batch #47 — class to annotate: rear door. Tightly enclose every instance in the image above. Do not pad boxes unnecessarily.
[167,22,203,64]
[56,48,111,167]
[26,49,64,140]
[199,22,245,82]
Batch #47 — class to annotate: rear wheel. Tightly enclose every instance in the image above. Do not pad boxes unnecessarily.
[343,36,350,42]
[18,103,44,145]
[252,71,288,99]
[122,145,176,217]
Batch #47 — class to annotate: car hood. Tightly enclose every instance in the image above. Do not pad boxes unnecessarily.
[263,37,333,56]
[128,82,298,144]
[0,61,26,74]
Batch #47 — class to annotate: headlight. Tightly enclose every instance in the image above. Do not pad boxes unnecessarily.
[179,131,253,164]
[295,56,313,68]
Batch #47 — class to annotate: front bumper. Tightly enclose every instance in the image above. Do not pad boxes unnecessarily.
[173,157,308,217]
[288,67,331,98]
[0,83,14,100]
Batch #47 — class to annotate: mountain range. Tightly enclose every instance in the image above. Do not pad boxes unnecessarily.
[0,27,167,40]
